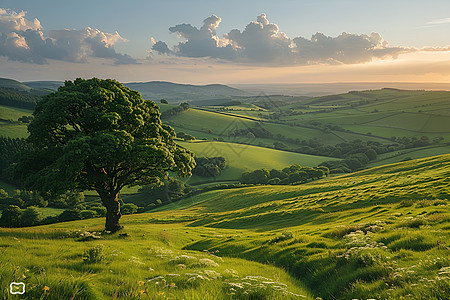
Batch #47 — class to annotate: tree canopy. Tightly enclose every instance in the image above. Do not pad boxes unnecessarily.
[15,78,195,231]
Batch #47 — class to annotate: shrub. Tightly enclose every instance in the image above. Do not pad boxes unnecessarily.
[20,206,43,226]
[121,203,138,215]
[91,206,107,217]
[58,209,82,222]
[80,210,98,219]
[83,244,105,263]
[0,205,22,227]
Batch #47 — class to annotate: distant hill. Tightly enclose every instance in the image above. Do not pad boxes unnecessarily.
[17,79,250,103]
[124,81,249,102]
[0,78,32,92]
[125,81,247,96]
[23,81,64,91]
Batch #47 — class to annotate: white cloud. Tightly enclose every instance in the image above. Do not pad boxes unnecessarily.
[152,14,414,65]
[0,8,137,65]
[427,17,450,25]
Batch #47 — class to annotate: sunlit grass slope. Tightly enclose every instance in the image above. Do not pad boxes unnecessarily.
[155,154,450,299]
[178,140,337,183]
[0,223,311,299]
[0,105,32,138]
[1,155,448,299]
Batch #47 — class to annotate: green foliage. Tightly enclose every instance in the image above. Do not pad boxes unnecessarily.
[79,210,99,219]
[0,205,22,227]
[13,189,47,208]
[0,87,42,109]
[121,203,138,215]
[91,205,107,217]
[193,156,226,177]
[161,102,190,118]
[240,164,326,185]
[58,209,82,222]
[83,244,105,263]
[0,137,33,182]
[15,78,195,231]
[0,189,7,199]
[176,131,196,140]
[138,177,186,208]
[20,206,43,226]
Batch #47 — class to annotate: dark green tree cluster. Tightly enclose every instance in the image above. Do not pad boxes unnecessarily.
[15,78,195,232]
[0,202,108,228]
[390,136,439,148]
[0,137,33,182]
[0,88,43,109]
[192,157,226,177]
[239,164,329,185]
[229,124,272,138]
[160,102,190,118]
[0,205,43,227]
[176,131,196,141]
[137,177,188,210]
[18,115,33,123]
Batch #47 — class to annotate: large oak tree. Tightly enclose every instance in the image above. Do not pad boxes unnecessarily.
[15,78,195,232]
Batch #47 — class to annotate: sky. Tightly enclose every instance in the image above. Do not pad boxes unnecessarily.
[0,0,450,84]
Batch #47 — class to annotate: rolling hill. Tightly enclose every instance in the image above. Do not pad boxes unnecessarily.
[178,140,337,183]
[125,81,249,103]
[0,78,32,92]
[280,89,450,140]
[23,81,64,91]
[0,155,448,299]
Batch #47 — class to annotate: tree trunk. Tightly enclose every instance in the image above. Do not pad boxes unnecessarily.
[98,191,123,232]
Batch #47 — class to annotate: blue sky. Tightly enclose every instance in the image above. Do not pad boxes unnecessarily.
[1,0,450,83]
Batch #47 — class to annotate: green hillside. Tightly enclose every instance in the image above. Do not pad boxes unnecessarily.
[23,81,64,91]
[0,155,448,299]
[179,140,337,183]
[165,107,389,147]
[0,78,32,92]
[0,105,32,138]
[281,89,450,141]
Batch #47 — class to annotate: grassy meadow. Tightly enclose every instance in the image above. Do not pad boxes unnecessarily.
[1,154,449,299]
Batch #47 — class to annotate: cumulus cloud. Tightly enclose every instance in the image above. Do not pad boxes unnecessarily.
[152,13,413,65]
[162,14,236,60]
[0,8,137,64]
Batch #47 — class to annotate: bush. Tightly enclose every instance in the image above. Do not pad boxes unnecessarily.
[80,210,98,219]
[121,203,138,215]
[20,206,43,226]
[91,206,107,217]
[58,209,82,222]
[83,244,105,263]
[0,205,22,227]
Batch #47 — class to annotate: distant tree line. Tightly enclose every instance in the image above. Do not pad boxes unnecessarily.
[0,88,43,109]
[176,131,196,141]
[229,123,273,139]
[239,164,329,185]
[0,189,109,228]
[160,102,190,118]
[192,157,226,178]
[137,177,189,211]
